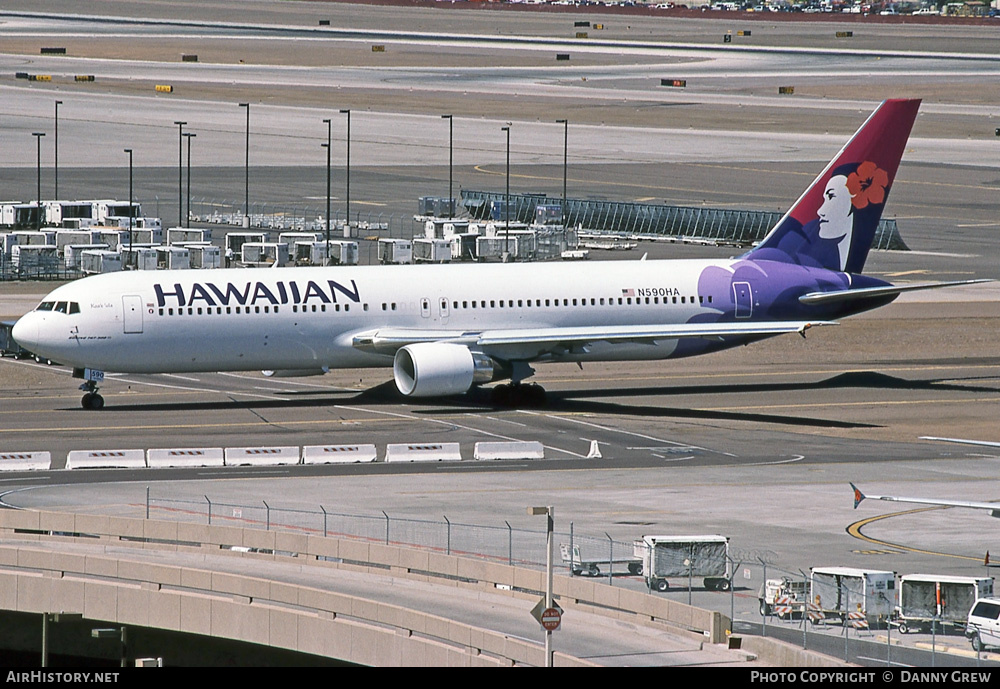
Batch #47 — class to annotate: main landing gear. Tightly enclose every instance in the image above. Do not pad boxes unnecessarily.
[490,382,547,408]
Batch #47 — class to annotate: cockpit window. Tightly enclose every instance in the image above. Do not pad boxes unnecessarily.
[35,301,79,314]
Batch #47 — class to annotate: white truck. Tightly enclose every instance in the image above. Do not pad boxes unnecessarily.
[759,577,809,619]
[896,574,993,634]
[635,535,731,592]
[810,567,895,626]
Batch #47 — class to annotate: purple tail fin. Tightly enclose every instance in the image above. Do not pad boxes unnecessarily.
[748,99,920,273]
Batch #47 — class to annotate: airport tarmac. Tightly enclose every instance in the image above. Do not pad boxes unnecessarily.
[2,0,1000,665]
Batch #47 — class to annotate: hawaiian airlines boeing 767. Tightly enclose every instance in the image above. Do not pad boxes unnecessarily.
[11,99,983,409]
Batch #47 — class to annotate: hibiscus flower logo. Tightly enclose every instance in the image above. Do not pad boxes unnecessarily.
[846,161,889,210]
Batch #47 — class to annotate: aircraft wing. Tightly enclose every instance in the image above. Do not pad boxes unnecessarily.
[353,320,835,355]
[799,279,991,306]
[851,482,1000,518]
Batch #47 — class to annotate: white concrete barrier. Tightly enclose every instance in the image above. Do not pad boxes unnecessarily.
[302,444,377,464]
[224,446,300,466]
[384,443,462,463]
[474,441,544,460]
[147,448,225,468]
[66,449,146,470]
[0,451,51,471]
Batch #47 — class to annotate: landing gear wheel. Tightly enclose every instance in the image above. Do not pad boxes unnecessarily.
[81,392,104,410]
[491,383,547,408]
[655,579,669,592]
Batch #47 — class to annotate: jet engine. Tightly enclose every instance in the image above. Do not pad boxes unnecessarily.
[393,342,499,397]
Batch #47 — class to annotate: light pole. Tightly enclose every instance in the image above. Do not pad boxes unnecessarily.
[322,117,332,258]
[91,627,128,668]
[340,108,351,233]
[183,132,196,228]
[124,148,133,255]
[556,119,568,227]
[239,103,250,226]
[174,120,186,228]
[502,124,511,258]
[441,114,453,218]
[54,100,62,200]
[32,132,45,230]
[41,612,82,667]
[528,506,556,668]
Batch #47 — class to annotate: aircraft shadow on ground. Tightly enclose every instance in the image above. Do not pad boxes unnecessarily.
[88,372,1000,430]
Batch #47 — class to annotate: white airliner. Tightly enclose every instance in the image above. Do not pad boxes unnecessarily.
[11,99,984,409]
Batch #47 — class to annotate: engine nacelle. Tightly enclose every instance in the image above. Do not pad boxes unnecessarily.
[261,367,329,378]
[393,343,497,397]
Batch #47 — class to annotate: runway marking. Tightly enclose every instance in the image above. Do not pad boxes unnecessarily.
[112,376,290,401]
[519,410,733,456]
[741,455,804,466]
[162,374,201,382]
[334,404,587,458]
[846,508,984,562]
[651,455,694,462]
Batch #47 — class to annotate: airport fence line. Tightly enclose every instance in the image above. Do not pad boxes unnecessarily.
[146,492,645,580]
[460,190,907,251]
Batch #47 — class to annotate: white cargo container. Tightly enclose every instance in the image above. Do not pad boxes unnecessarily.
[241,242,288,267]
[81,249,123,274]
[413,238,451,263]
[810,567,895,625]
[189,244,221,269]
[11,245,59,273]
[155,246,190,270]
[279,231,320,245]
[120,246,158,271]
[293,241,327,266]
[378,238,412,264]
[476,232,535,261]
[450,233,477,261]
[635,535,731,592]
[167,227,209,245]
[64,243,110,270]
[327,240,358,266]
[56,230,98,252]
[225,232,267,259]
[15,231,53,247]
[896,574,994,633]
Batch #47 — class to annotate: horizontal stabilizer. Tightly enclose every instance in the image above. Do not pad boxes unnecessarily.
[799,279,991,306]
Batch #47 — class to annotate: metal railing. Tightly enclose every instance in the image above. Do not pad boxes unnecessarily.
[461,190,907,251]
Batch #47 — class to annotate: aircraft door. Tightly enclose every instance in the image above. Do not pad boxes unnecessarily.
[438,297,450,324]
[732,281,752,319]
[123,294,143,333]
[420,297,431,319]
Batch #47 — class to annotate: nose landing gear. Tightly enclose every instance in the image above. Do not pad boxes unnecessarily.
[79,381,104,410]
[73,368,106,410]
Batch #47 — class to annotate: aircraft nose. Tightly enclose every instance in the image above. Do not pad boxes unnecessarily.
[11,315,38,351]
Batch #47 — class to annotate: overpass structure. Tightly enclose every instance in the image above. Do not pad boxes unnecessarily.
[0,508,796,667]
